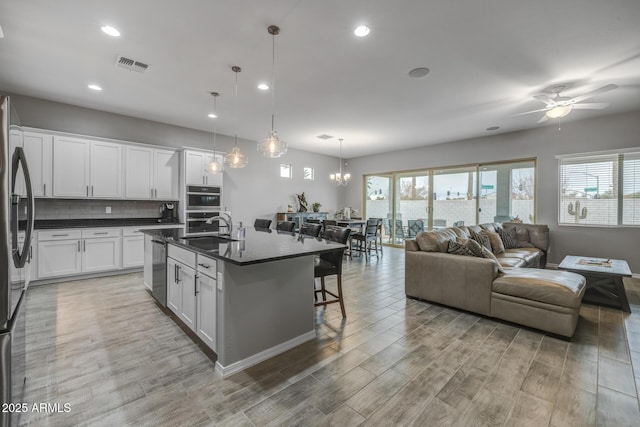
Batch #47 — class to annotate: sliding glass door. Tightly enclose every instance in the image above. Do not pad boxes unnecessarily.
[432,166,477,228]
[365,175,393,243]
[363,158,536,247]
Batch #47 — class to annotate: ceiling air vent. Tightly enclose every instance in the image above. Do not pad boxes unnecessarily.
[316,134,334,140]
[115,55,149,73]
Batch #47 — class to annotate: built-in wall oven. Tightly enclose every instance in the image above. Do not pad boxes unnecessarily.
[186,185,221,210]
[186,211,221,235]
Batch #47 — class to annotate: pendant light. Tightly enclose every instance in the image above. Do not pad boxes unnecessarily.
[329,138,351,186]
[207,92,223,174]
[224,66,248,168]
[257,25,287,158]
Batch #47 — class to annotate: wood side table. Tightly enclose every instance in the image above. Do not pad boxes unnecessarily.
[558,255,632,312]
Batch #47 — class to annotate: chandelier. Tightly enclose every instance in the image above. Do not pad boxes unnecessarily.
[329,138,351,186]
[207,92,223,174]
[224,66,248,168]
[257,25,287,158]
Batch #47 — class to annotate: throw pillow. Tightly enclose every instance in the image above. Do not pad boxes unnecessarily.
[470,229,492,252]
[497,227,518,249]
[480,246,506,274]
[447,240,476,257]
[482,230,505,255]
[456,237,484,257]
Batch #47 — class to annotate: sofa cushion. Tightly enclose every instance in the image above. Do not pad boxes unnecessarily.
[481,247,506,273]
[501,248,542,267]
[492,269,586,308]
[495,255,526,269]
[415,228,458,252]
[483,230,505,254]
[498,227,519,249]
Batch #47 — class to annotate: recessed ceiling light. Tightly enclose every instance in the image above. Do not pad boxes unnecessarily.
[88,84,102,91]
[258,83,269,90]
[316,134,334,140]
[208,113,217,119]
[354,25,370,37]
[101,25,120,37]
[486,126,500,131]
[408,67,430,78]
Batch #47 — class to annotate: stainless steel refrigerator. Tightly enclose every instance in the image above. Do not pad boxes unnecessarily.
[1,96,34,427]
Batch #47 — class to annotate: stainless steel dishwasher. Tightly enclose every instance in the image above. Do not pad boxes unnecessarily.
[151,238,167,307]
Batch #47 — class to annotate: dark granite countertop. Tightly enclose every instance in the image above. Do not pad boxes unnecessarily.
[34,218,184,230]
[142,228,346,266]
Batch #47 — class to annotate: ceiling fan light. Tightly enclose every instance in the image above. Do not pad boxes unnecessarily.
[546,105,572,119]
[258,130,287,158]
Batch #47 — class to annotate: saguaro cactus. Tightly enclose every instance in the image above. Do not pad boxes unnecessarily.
[568,201,587,221]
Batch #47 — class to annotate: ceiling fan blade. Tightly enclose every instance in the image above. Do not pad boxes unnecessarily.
[571,102,609,110]
[537,114,549,123]
[571,84,618,103]
[514,107,550,116]
[533,94,554,105]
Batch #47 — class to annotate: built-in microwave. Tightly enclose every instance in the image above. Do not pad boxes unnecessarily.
[186,185,221,210]
[186,211,220,235]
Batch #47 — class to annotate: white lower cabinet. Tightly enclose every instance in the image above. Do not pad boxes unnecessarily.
[166,244,217,350]
[123,235,145,269]
[37,228,121,279]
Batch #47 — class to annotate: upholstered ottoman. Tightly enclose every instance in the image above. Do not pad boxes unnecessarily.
[491,269,586,338]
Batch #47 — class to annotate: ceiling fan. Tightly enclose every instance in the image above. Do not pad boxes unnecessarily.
[519,83,618,123]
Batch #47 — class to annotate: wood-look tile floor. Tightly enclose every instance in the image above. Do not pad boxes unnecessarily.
[20,247,640,426]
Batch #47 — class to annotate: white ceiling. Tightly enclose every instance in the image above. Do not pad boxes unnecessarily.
[1,0,639,158]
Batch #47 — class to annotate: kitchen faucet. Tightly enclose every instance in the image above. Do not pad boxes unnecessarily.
[206,211,232,236]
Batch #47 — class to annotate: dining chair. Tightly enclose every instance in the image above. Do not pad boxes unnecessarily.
[300,223,322,237]
[314,225,351,318]
[394,219,405,243]
[453,220,464,226]
[254,218,272,229]
[351,218,382,259]
[276,221,296,232]
[407,219,424,238]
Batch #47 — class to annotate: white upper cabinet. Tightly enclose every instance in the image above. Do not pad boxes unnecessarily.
[125,146,179,200]
[124,146,154,199]
[90,141,123,198]
[53,136,91,197]
[184,150,223,186]
[22,131,53,197]
[53,136,123,198]
[154,149,179,199]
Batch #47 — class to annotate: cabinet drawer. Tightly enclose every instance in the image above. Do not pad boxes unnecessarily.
[82,228,121,238]
[168,243,196,267]
[38,229,82,241]
[122,226,144,237]
[196,254,217,278]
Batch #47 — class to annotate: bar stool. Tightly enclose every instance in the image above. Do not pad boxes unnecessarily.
[314,226,351,318]
[254,218,272,229]
[276,221,296,232]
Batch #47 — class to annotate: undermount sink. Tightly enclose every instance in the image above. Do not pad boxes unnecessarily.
[183,235,237,244]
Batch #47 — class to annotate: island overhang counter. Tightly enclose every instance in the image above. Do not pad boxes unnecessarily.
[142,227,346,377]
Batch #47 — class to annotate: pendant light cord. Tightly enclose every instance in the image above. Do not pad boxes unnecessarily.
[234,68,239,147]
[271,31,276,132]
[213,94,217,151]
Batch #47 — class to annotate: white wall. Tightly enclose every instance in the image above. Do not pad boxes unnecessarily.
[344,110,640,273]
[10,94,342,226]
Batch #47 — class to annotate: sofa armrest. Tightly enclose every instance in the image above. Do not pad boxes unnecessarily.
[405,239,419,252]
[405,251,496,316]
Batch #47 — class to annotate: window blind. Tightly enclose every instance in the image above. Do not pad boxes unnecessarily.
[558,149,640,227]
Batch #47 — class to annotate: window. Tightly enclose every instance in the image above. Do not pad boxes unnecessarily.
[280,164,292,179]
[558,149,640,226]
[303,167,314,180]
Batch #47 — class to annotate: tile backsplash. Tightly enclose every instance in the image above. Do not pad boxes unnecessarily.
[35,199,178,220]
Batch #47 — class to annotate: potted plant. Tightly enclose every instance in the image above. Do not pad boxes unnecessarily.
[312,202,321,213]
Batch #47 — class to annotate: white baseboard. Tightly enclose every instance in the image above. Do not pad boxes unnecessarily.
[215,330,316,378]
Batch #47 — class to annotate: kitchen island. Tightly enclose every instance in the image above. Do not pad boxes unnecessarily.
[142,227,346,377]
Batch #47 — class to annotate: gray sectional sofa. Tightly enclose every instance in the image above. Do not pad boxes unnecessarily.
[405,222,586,338]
